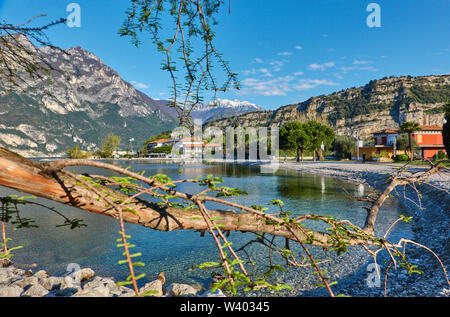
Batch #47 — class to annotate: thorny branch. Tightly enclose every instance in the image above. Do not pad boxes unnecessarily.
[0,16,66,93]
[119,0,239,129]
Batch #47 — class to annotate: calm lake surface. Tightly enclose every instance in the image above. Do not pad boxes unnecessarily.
[0,162,412,296]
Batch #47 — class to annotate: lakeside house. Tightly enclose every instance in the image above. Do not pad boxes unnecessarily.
[146,139,174,151]
[359,125,446,161]
[359,129,404,161]
[412,126,446,159]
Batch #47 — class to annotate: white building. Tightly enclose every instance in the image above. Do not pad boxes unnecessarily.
[146,139,174,152]
[173,137,221,159]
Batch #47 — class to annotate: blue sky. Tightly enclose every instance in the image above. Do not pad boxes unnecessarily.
[1,0,449,110]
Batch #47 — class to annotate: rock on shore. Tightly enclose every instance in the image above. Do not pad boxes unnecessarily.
[0,262,225,297]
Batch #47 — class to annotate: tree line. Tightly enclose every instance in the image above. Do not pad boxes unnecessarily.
[280,121,335,162]
[67,133,122,159]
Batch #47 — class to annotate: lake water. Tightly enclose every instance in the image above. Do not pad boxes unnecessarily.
[0,162,412,296]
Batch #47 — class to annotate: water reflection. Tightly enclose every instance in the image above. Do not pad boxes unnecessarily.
[358,183,365,197]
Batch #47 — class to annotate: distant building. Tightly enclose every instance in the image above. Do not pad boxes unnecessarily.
[146,139,174,152]
[112,150,137,158]
[358,129,404,161]
[358,126,446,161]
[373,129,399,146]
[172,137,221,158]
[412,126,446,159]
[144,137,222,158]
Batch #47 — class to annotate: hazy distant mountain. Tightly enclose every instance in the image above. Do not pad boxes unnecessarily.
[190,99,263,122]
[206,75,449,139]
[150,98,263,123]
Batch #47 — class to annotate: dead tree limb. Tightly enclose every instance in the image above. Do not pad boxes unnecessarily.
[0,147,446,249]
[362,162,446,234]
[0,147,366,248]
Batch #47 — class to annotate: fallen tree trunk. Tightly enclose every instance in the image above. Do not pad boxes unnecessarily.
[1,147,444,249]
[0,147,355,247]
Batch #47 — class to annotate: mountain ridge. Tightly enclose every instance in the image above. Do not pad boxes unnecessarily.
[205,74,449,139]
[0,37,262,157]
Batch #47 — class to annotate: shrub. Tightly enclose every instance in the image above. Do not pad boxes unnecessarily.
[332,135,356,160]
[393,154,409,162]
[152,145,173,154]
[66,145,92,159]
[436,150,446,160]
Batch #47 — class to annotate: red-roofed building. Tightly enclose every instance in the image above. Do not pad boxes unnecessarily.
[373,129,400,146]
[359,129,404,161]
[412,126,446,159]
[358,125,446,161]
[146,139,174,152]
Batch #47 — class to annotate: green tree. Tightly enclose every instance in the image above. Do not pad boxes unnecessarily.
[400,122,422,161]
[97,133,122,158]
[332,135,356,160]
[396,133,418,153]
[280,122,311,162]
[443,103,450,156]
[152,145,173,154]
[144,131,172,144]
[304,121,335,161]
[66,145,92,159]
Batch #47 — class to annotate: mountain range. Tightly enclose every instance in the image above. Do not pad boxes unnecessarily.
[1,37,448,157]
[205,74,449,140]
[0,36,262,157]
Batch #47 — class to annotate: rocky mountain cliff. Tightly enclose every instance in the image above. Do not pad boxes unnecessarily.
[205,75,449,139]
[0,37,260,157]
[0,35,179,157]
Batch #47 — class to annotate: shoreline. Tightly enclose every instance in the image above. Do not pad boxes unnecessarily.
[273,161,449,297]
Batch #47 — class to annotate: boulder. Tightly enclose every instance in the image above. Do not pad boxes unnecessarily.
[83,276,117,291]
[33,270,50,280]
[21,284,49,297]
[62,275,79,289]
[72,287,110,297]
[79,268,95,282]
[139,279,163,297]
[0,258,13,268]
[40,276,65,291]
[53,287,79,297]
[0,267,20,285]
[110,286,135,297]
[0,285,23,297]
[11,276,39,289]
[90,286,110,297]
[166,283,198,297]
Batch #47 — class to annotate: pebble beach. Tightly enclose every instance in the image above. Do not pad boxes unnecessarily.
[277,161,449,297]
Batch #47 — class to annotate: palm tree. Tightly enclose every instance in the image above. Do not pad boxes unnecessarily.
[400,122,422,160]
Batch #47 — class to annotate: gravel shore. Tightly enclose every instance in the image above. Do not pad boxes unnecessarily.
[276,161,449,297]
